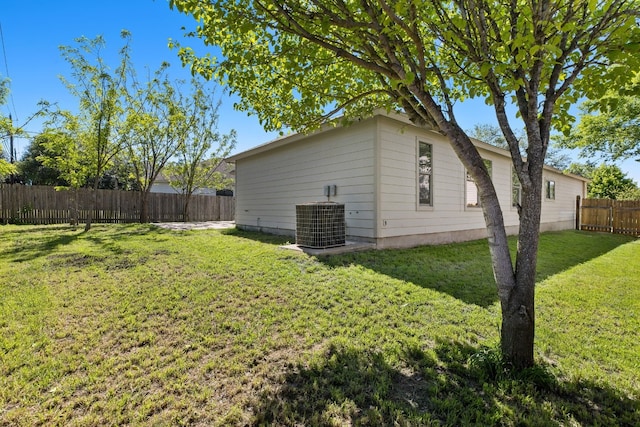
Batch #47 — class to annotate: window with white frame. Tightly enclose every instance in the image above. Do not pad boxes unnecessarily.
[418,141,433,206]
[546,179,555,200]
[466,159,492,208]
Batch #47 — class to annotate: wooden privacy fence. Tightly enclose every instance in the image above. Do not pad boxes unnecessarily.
[580,198,640,235]
[0,184,235,225]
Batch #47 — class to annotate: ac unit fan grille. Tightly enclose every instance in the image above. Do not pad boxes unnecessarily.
[296,202,345,249]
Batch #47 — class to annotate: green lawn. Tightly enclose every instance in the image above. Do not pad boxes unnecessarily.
[0,224,638,426]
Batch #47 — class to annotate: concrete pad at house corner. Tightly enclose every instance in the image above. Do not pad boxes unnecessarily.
[152,221,236,231]
[281,241,376,256]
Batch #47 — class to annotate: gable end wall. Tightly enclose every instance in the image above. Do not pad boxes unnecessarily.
[234,120,377,238]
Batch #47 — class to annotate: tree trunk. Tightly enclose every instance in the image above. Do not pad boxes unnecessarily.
[139,190,150,223]
[84,179,99,232]
[410,94,541,370]
[444,124,537,369]
[499,171,543,369]
[71,188,78,228]
[182,192,192,222]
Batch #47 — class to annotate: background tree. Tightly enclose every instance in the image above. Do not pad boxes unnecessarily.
[587,163,639,199]
[564,161,597,179]
[469,123,570,170]
[163,79,237,221]
[52,32,131,231]
[18,134,68,186]
[558,75,640,161]
[0,77,17,179]
[0,156,14,178]
[121,68,191,223]
[38,114,90,226]
[565,161,639,199]
[170,0,640,369]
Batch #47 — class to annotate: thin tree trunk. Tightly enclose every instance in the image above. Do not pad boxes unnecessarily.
[71,187,78,228]
[182,192,192,222]
[139,190,150,223]
[85,179,99,232]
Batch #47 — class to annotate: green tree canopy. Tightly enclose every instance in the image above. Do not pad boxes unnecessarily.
[18,134,69,186]
[170,0,640,369]
[121,64,190,223]
[587,163,639,199]
[163,79,237,221]
[558,75,640,161]
[0,76,17,178]
[41,32,131,230]
[469,123,570,170]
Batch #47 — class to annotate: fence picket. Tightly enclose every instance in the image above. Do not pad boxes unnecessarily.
[0,184,234,225]
[580,198,640,235]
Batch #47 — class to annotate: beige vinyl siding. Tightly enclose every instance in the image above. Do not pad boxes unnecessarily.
[541,169,584,230]
[375,116,575,241]
[234,121,376,238]
[377,116,488,238]
[231,112,586,248]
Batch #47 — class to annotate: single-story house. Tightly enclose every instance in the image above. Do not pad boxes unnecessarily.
[226,111,588,249]
[151,161,235,196]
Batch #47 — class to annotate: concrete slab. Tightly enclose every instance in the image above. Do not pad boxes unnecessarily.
[280,241,376,256]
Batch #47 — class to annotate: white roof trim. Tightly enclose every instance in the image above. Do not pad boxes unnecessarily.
[226,111,588,182]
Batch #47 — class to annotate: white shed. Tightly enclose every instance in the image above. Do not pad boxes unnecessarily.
[227,112,588,249]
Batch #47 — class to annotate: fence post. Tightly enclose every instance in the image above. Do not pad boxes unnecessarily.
[609,206,614,233]
[575,195,580,230]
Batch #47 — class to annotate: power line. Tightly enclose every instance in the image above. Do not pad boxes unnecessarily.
[0,21,19,123]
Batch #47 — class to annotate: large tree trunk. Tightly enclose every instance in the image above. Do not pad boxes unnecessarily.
[475,170,535,369]
[441,121,537,369]
[500,168,543,369]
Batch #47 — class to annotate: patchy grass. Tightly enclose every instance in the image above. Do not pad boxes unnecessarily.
[0,224,637,426]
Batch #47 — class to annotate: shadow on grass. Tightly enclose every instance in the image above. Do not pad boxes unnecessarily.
[1,223,164,263]
[320,231,635,308]
[221,227,292,246]
[253,339,639,426]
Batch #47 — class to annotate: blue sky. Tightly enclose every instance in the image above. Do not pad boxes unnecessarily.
[2,0,639,183]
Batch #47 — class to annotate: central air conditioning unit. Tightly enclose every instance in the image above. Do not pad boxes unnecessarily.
[295,202,346,249]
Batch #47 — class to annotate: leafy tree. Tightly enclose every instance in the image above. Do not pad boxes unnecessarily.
[0,157,14,178]
[38,115,91,226]
[49,32,131,231]
[468,123,514,149]
[163,79,237,221]
[587,163,638,199]
[615,185,640,200]
[0,77,17,178]
[18,134,69,186]
[558,75,640,161]
[565,162,639,199]
[564,161,597,179]
[121,65,189,223]
[469,123,570,170]
[170,0,640,369]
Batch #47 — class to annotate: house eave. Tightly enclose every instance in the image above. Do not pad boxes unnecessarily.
[226,112,590,184]
[226,110,422,163]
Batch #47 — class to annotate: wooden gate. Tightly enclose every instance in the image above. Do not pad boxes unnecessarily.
[580,198,640,235]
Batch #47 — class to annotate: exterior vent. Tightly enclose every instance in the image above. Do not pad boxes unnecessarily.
[296,202,346,249]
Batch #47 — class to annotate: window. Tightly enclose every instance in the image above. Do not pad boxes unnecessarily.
[466,159,492,208]
[546,179,555,200]
[418,141,432,206]
[512,168,521,207]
